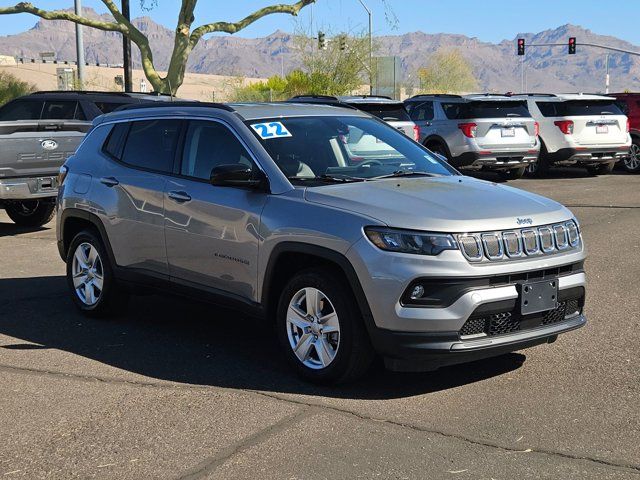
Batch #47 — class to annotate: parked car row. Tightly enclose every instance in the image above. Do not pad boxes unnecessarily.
[290,92,635,179]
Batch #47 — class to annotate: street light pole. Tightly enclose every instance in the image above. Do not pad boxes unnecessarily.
[121,0,133,92]
[605,53,610,94]
[74,0,85,89]
[357,0,372,94]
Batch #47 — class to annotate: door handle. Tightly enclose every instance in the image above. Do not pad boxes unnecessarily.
[168,190,191,203]
[99,176,119,187]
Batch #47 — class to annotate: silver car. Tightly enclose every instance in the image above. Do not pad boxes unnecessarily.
[56,102,586,384]
[404,94,540,179]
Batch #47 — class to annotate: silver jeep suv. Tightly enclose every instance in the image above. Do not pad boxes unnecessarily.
[57,102,586,383]
[404,94,540,179]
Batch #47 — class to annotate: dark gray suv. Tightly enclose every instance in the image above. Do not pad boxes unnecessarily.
[57,102,587,383]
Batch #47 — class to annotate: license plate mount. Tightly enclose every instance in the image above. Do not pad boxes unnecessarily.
[501,127,516,137]
[519,279,558,315]
[596,125,608,134]
[37,176,57,192]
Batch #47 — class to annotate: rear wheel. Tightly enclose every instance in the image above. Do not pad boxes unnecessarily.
[622,139,640,173]
[586,162,615,176]
[276,268,374,384]
[527,144,550,177]
[5,200,55,227]
[425,141,450,161]
[66,230,128,317]
[499,166,526,180]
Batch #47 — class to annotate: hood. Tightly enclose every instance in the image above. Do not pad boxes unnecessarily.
[304,176,573,232]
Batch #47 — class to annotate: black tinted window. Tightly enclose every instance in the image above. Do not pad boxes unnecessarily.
[95,101,129,114]
[41,101,78,120]
[537,100,624,117]
[121,120,181,173]
[103,123,129,159]
[443,101,530,119]
[615,100,629,116]
[407,101,434,121]
[354,103,411,121]
[181,121,253,180]
[0,100,43,120]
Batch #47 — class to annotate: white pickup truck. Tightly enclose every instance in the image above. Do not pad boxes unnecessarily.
[0,91,169,226]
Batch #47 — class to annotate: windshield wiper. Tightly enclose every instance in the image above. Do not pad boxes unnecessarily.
[371,170,440,180]
[287,174,365,183]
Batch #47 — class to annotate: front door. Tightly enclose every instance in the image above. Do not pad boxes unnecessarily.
[164,120,266,301]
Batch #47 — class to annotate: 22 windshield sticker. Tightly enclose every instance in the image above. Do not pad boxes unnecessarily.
[251,122,292,139]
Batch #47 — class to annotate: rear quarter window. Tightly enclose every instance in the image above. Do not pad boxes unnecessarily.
[0,100,43,121]
[354,103,411,121]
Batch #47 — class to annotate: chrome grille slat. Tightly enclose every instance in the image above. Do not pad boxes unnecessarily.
[457,220,580,263]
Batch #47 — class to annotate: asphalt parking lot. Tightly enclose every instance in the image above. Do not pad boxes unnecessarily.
[0,169,638,479]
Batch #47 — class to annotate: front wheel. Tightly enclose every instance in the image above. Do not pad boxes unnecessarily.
[276,268,374,384]
[622,140,640,173]
[66,230,128,317]
[5,200,55,227]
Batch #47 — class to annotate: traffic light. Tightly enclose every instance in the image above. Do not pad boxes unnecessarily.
[568,37,576,54]
[517,38,525,56]
[339,34,347,51]
[318,31,327,50]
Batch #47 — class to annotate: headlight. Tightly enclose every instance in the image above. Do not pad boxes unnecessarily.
[364,227,457,255]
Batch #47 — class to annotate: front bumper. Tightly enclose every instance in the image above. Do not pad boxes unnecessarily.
[547,146,629,165]
[452,150,539,170]
[0,176,59,200]
[373,314,585,372]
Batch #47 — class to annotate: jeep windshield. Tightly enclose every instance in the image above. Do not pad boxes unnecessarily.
[246,116,456,184]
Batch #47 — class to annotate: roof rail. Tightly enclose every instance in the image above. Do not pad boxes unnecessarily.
[29,90,130,97]
[407,94,462,99]
[289,94,340,101]
[112,101,234,112]
[507,93,557,97]
[342,94,393,100]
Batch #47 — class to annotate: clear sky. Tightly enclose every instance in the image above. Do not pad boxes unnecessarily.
[0,0,639,45]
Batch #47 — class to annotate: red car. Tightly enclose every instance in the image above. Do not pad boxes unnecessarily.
[611,93,640,173]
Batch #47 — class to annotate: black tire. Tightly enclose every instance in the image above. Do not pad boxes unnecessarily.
[526,143,550,178]
[65,229,128,317]
[425,141,450,161]
[622,138,640,173]
[499,166,526,180]
[5,200,55,227]
[586,162,615,176]
[276,267,374,384]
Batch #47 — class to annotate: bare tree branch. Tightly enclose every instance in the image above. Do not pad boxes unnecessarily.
[189,0,315,48]
[0,2,125,32]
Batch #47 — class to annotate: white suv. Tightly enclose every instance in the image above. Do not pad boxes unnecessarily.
[512,94,631,176]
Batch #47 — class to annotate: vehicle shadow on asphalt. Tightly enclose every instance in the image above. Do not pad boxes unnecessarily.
[465,166,630,184]
[0,275,527,400]
[0,221,50,238]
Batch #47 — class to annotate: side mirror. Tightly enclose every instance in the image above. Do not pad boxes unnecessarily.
[210,164,264,189]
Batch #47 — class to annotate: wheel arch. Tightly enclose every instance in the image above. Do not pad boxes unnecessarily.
[261,242,374,328]
[59,209,116,268]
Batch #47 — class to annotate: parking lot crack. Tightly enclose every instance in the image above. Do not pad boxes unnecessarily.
[174,407,312,480]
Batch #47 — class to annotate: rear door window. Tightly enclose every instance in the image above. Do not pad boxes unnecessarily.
[41,101,80,120]
[354,103,411,121]
[407,101,434,121]
[0,100,43,120]
[94,101,130,114]
[443,101,530,119]
[121,119,182,173]
[537,100,624,117]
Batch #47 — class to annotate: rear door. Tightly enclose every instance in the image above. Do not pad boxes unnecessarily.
[462,101,536,149]
[0,99,89,178]
[561,100,628,146]
[98,119,182,276]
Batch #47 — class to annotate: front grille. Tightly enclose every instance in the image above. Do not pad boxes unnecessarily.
[459,296,583,339]
[457,220,581,263]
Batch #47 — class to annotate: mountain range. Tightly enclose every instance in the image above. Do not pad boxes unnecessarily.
[0,8,639,93]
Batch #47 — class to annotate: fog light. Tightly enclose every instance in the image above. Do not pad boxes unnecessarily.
[410,285,425,300]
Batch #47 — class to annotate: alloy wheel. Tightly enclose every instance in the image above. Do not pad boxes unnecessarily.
[71,242,104,306]
[624,144,640,171]
[286,287,341,370]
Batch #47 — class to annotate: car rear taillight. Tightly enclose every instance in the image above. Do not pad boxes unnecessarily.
[534,121,540,137]
[626,118,630,133]
[413,124,420,142]
[458,122,477,138]
[554,120,574,135]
